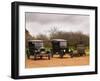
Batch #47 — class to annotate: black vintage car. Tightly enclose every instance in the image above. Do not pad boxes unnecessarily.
[27,40,51,60]
[51,39,69,58]
[70,42,86,57]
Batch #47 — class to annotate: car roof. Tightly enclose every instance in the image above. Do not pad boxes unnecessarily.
[28,40,43,42]
[52,39,67,42]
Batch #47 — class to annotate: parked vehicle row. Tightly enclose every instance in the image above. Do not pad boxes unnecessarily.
[26,39,86,60]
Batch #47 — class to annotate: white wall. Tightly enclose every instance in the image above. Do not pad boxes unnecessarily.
[0,0,99,81]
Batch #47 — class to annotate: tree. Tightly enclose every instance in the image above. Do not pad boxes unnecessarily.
[25,29,33,47]
[48,27,59,39]
[36,34,51,48]
[48,27,89,48]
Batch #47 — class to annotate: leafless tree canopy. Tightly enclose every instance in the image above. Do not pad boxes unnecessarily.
[26,27,89,48]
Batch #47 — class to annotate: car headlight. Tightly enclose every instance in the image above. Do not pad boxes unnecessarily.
[64,50,65,52]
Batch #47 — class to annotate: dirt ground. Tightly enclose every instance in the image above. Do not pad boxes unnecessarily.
[25,54,89,68]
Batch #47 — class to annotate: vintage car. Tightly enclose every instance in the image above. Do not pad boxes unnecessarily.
[27,40,51,60]
[51,39,69,58]
[70,42,86,57]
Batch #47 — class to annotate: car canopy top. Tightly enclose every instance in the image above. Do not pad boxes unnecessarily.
[51,39,67,47]
[28,40,43,43]
[51,39,67,42]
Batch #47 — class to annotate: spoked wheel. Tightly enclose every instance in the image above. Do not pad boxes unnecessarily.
[69,51,73,58]
[27,54,30,59]
[26,50,30,59]
[48,55,50,60]
[60,51,64,58]
[70,54,73,58]
[34,54,37,60]
[40,55,43,59]
[60,54,64,58]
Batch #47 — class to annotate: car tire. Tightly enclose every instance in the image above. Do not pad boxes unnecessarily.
[34,54,37,60]
[48,54,50,60]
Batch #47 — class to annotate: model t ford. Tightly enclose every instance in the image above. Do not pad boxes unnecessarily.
[51,39,69,58]
[69,41,86,57]
[27,40,51,60]
[51,39,86,58]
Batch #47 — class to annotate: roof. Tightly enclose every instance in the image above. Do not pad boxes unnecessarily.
[52,39,67,42]
[28,40,43,42]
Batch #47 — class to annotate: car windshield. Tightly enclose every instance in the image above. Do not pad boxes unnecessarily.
[77,44,85,49]
[35,42,43,49]
[60,41,66,47]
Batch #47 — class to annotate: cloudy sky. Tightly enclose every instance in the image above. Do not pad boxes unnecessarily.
[25,12,90,36]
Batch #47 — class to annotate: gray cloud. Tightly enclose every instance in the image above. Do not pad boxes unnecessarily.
[25,12,90,36]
